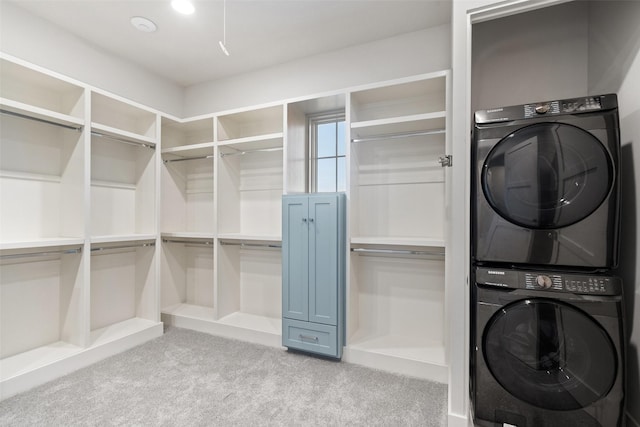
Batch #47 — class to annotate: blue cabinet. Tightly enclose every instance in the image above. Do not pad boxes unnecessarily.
[282,193,346,358]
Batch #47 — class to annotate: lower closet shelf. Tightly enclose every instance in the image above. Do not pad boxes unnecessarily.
[161,311,282,348]
[0,319,162,401]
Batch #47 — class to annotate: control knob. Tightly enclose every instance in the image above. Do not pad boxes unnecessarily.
[535,104,550,114]
[536,275,552,289]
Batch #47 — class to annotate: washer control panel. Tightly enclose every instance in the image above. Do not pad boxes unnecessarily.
[475,267,622,296]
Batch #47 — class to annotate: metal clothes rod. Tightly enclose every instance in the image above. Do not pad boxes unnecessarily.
[163,239,213,245]
[91,131,155,149]
[220,242,282,249]
[91,242,155,252]
[0,108,83,132]
[220,146,283,157]
[163,155,214,164]
[351,128,445,143]
[0,247,82,260]
[350,247,445,257]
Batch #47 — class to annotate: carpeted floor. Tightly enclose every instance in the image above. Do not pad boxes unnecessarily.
[0,326,447,426]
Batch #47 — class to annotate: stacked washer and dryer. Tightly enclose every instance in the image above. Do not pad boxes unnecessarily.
[471,94,626,426]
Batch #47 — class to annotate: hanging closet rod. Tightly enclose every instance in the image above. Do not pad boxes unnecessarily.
[0,247,82,260]
[163,155,214,164]
[163,239,213,245]
[220,241,282,249]
[91,131,155,149]
[91,242,155,253]
[0,108,83,132]
[220,146,283,157]
[350,247,444,257]
[351,128,445,143]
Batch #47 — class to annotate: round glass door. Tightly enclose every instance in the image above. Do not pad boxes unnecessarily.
[483,298,617,411]
[482,123,613,229]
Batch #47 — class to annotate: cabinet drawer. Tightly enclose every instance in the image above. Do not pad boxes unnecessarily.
[282,318,340,358]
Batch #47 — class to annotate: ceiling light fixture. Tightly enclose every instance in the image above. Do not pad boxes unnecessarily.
[218,0,230,56]
[130,16,157,33]
[171,0,195,15]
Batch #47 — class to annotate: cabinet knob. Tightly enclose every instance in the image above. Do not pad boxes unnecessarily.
[309,218,314,222]
[302,218,307,222]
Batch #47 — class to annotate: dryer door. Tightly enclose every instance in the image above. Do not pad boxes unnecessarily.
[483,298,617,410]
[482,122,613,229]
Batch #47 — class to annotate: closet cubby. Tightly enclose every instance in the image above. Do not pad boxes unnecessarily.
[216,239,282,346]
[216,104,284,145]
[0,244,85,382]
[91,92,156,143]
[89,239,157,346]
[347,245,447,381]
[91,133,156,239]
[0,58,85,126]
[1,112,85,245]
[160,236,215,321]
[217,145,283,241]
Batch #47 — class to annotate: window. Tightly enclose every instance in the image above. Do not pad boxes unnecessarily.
[309,112,346,193]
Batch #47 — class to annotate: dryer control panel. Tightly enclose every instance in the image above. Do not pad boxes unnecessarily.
[475,267,622,296]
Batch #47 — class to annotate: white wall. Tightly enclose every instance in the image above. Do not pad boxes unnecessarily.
[0,1,184,117]
[184,25,451,116]
[588,3,640,426]
[471,1,589,112]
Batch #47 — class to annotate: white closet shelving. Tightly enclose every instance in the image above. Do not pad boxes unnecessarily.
[217,105,284,241]
[0,55,162,400]
[344,72,450,382]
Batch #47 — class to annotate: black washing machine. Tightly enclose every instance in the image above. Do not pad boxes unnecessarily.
[471,266,625,427]
[472,94,620,270]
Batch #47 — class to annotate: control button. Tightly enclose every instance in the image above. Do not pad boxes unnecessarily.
[536,275,552,289]
[535,104,550,114]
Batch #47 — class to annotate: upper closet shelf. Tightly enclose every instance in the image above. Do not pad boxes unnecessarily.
[350,111,446,140]
[161,232,215,241]
[90,234,157,245]
[91,123,156,148]
[217,233,282,245]
[217,133,284,152]
[161,142,215,159]
[0,237,85,252]
[0,98,84,130]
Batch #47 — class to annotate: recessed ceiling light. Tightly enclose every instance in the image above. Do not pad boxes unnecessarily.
[171,0,195,15]
[130,16,157,33]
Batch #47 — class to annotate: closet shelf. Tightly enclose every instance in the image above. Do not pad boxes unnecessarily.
[90,234,157,245]
[350,236,445,248]
[0,238,85,251]
[161,303,216,321]
[161,142,215,158]
[91,122,156,148]
[217,233,282,244]
[0,341,83,382]
[161,231,215,240]
[218,132,283,152]
[1,98,84,130]
[351,111,446,139]
[89,318,161,347]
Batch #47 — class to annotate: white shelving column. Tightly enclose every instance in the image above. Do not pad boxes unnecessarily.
[215,104,285,346]
[344,72,450,382]
[88,91,161,349]
[159,116,216,325]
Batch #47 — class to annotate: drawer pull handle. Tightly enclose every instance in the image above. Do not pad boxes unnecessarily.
[299,334,319,342]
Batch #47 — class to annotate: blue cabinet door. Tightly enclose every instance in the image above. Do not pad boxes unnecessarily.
[282,196,309,321]
[309,195,338,326]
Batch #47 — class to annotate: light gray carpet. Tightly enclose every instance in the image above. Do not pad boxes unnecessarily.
[0,326,447,426]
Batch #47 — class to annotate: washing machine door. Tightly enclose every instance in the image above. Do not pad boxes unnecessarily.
[482,122,613,229]
[483,298,617,411]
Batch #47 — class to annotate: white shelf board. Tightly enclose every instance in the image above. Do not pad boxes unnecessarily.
[351,112,446,139]
[91,122,156,146]
[0,341,83,381]
[161,232,215,240]
[218,133,283,152]
[0,98,84,129]
[161,303,215,321]
[350,236,445,248]
[161,142,215,158]
[89,317,160,347]
[0,237,85,251]
[217,233,282,244]
[217,312,281,336]
[91,234,157,244]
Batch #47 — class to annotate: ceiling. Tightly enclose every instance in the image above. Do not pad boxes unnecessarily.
[9,0,452,87]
